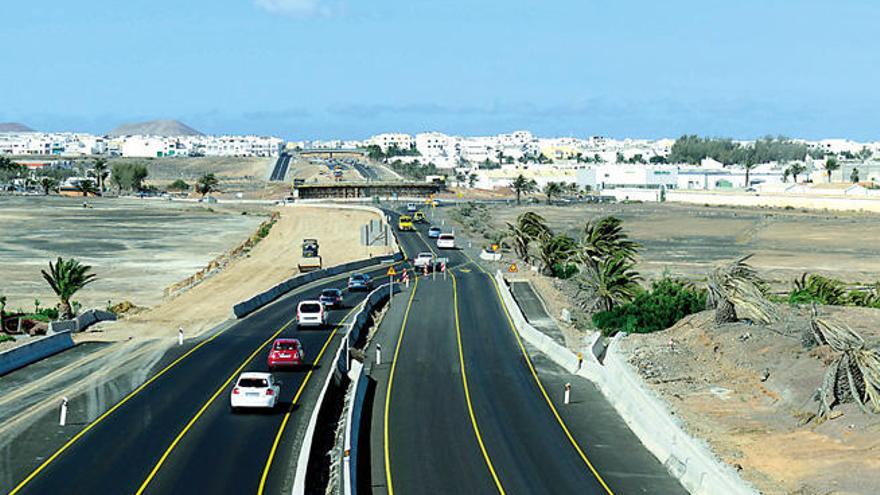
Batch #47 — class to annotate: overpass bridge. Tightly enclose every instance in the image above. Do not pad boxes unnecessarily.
[292,181,443,199]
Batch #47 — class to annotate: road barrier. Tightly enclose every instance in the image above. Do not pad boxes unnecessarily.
[292,282,400,495]
[0,331,75,376]
[48,309,117,334]
[494,270,758,495]
[232,253,403,319]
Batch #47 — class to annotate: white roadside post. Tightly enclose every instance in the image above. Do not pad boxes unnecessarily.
[376,344,382,366]
[178,327,184,346]
[59,397,69,426]
[564,383,571,405]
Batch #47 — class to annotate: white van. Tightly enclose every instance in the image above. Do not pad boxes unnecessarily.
[296,300,327,328]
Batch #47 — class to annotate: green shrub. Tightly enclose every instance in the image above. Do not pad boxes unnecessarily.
[551,262,578,279]
[592,277,706,336]
[789,274,846,305]
[0,334,14,343]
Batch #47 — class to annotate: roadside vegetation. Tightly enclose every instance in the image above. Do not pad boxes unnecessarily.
[387,159,438,181]
[668,135,823,165]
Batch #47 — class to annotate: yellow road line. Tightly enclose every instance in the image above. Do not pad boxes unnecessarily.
[464,252,614,494]
[7,326,231,495]
[450,269,506,494]
[256,305,361,494]
[134,318,298,494]
[383,276,419,495]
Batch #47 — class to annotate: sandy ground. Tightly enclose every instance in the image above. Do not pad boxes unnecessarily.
[85,205,392,343]
[0,196,264,310]
[486,202,880,287]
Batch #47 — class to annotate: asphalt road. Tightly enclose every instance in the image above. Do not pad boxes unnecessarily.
[269,153,292,181]
[7,263,397,495]
[381,208,686,494]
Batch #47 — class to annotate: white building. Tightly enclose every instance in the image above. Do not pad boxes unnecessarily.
[576,164,679,191]
[366,133,415,152]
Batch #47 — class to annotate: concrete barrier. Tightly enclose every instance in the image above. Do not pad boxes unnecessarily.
[48,309,117,334]
[232,253,403,319]
[0,331,75,375]
[493,270,758,495]
[292,283,399,495]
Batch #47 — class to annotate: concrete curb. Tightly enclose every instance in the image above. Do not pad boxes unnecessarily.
[493,270,758,495]
[0,331,75,376]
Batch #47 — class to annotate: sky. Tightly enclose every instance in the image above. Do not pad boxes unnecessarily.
[1,0,879,140]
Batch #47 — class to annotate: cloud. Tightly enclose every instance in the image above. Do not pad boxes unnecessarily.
[254,0,333,17]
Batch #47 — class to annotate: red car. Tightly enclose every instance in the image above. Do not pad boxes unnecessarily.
[267,338,305,370]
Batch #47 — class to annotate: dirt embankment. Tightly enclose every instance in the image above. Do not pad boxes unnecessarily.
[619,307,880,495]
[83,205,392,343]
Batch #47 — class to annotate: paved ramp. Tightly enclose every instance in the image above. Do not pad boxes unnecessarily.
[510,280,566,346]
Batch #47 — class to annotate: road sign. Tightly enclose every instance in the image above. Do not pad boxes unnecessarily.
[386,266,397,276]
[490,244,499,252]
[508,263,518,273]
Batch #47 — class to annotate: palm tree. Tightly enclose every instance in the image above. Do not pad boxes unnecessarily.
[75,179,98,197]
[578,216,639,265]
[543,181,564,205]
[824,157,840,183]
[455,171,467,187]
[468,173,478,188]
[39,176,57,195]
[576,255,641,312]
[705,255,777,325]
[196,173,219,196]
[91,158,109,194]
[787,163,806,183]
[743,157,756,188]
[536,234,577,276]
[510,174,538,205]
[809,307,880,419]
[41,257,97,319]
[850,168,860,183]
[506,211,550,264]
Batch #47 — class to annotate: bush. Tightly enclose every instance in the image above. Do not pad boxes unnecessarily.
[167,179,190,191]
[592,278,706,336]
[0,334,14,343]
[551,262,578,279]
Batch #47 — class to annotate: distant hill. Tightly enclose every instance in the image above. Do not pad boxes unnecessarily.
[108,119,203,137]
[0,122,35,133]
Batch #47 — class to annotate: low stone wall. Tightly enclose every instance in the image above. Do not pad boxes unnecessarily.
[494,270,758,495]
[0,331,75,375]
[669,190,880,213]
[48,309,117,334]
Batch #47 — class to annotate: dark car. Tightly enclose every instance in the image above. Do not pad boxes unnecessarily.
[319,288,344,308]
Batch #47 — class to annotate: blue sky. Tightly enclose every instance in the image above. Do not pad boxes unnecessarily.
[1,0,879,140]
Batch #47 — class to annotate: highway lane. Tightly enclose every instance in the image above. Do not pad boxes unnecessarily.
[384,269,499,494]
[10,264,397,495]
[269,153,292,181]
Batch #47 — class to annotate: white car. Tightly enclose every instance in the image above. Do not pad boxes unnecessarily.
[413,252,435,270]
[406,202,418,213]
[436,233,455,249]
[230,372,281,412]
[297,300,327,328]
